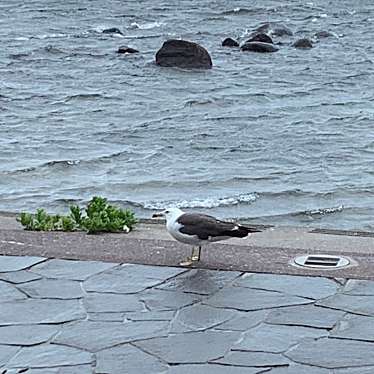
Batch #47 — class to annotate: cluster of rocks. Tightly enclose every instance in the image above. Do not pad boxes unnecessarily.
[100,22,334,69]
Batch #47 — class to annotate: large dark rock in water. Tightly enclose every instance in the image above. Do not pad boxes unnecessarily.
[117,46,139,54]
[256,23,293,37]
[293,38,313,49]
[155,39,212,69]
[246,33,273,44]
[102,27,123,35]
[241,41,279,53]
[222,37,239,47]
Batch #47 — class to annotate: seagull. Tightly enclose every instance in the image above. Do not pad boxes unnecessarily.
[152,207,262,266]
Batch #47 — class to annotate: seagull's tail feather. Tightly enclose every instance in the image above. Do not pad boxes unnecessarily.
[224,225,262,238]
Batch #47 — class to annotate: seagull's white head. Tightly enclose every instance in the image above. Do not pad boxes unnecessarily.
[152,207,184,222]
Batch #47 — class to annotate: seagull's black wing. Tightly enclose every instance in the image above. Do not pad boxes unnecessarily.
[177,213,261,240]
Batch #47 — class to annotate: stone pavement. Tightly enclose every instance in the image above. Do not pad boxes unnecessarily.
[1,256,374,373]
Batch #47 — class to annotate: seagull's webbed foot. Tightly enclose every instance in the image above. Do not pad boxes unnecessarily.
[179,246,201,266]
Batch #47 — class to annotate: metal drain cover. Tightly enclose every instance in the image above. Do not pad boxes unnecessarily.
[293,254,350,269]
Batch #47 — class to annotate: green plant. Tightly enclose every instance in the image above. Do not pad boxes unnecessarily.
[17,196,137,234]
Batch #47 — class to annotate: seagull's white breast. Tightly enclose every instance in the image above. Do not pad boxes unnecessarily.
[166,219,201,245]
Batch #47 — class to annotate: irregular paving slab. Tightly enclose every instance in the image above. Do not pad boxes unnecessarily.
[18,278,84,299]
[234,323,328,353]
[0,345,20,367]
[0,325,59,346]
[18,365,93,374]
[0,270,42,284]
[0,255,45,272]
[316,293,374,316]
[285,337,374,368]
[268,364,330,373]
[84,263,186,294]
[335,367,374,374]
[125,310,175,322]
[0,299,85,325]
[134,330,240,364]
[205,286,311,311]
[156,269,241,295]
[331,314,374,342]
[235,273,339,299]
[170,304,236,333]
[139,288,204,311]
[266,304,345,329]
[88,312,124,322]
[53,320,169,352]
[0,280,27,302]
[83,292,143,313]
[30,259,117,280]
[167,364,263,373]
[7,344,92,369]
[216,310,269,331]
[213,351,289,368]
[96,344,168,374]
[343,279,374,295]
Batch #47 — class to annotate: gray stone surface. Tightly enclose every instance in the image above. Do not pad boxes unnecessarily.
[0,325,59,346]
[286,337,374,368]
[156,269,241,295]
[269,364,330,373]
[140,288,204,311]
[0,270,42,284]
[19,278,83,299]
[134,331,240,364]
[0,280,27,302]
[0,345,19,367]
[170,304,236,333]
[316,293,374,316]
[343,279,374,295]
[30,258,117,280]
[19,365,93,374]
[235,273,339,299]
[7,344,92,368]
[96,344,168,374]
[125,310,175,322]
[331,314,374,342]
[0,299,85,325]
[335,367,374,374]
[83,292,143,313]
[167,365,263,373]
[88,312,124,322]
[0,255,45,272]
[205,286,311,311]
[53,320,169,352]
[214,351,289,367]
[266,304,345,329]
[234,323,328,353]
[84,263,185,294]
[216,310,269,331]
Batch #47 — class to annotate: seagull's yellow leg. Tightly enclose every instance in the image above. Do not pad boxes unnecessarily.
[179,246,201,266]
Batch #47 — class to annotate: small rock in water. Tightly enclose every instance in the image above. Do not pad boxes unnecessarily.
[293,38,313,49]
[155,39,212,69]
[222,37,239,47]
[314,31,334,39]
[117,46,139,54]
[241,41,279,53]
[256,22,293,37]
[102,27,123,35]
[246,33,273,44]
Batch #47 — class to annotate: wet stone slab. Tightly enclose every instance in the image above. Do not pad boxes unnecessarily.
[53,320,169,352]
[285,337,374,368]
[134,330,240,364]
[0,280,27,302]
[0,325,59,346]
[96,344,168,374]
[156,269,241,295]
[0,255,45,272]
[234,323,328,353]
[215,309,269,331]
[83,292,143,313]
[235,273,339,300]
[0,270,42,284]
[265,304,345,329]
[0,299,86,325]
[205,285,312,311]
[6,344,92,369]
[83,264,186,294]
[18,278,84,299]
[316,293,374,316]
[330,314,374,342]
[342,279,374,295]
[30,259,118,280]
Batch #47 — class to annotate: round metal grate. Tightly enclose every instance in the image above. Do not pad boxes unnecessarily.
[293,254,350,269]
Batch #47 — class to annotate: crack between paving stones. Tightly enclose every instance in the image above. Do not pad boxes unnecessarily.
[129,341,171,366]
[315,302,374,317]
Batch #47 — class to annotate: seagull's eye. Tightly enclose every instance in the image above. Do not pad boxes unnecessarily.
[165,210,170,214]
